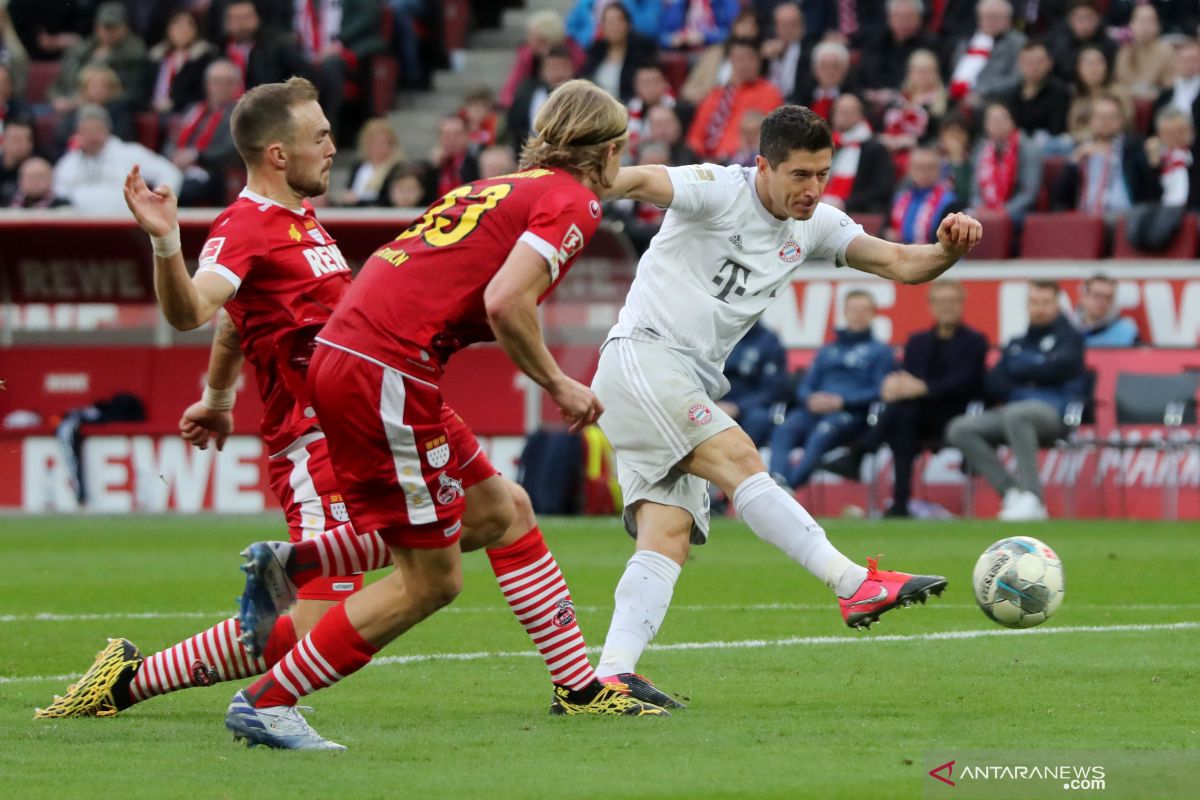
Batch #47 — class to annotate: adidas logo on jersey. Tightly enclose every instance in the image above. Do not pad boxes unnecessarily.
[728,234,742,249]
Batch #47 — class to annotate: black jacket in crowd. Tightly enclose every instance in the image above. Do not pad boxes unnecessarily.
[1005,77,1071,138]
[901,323,989,416]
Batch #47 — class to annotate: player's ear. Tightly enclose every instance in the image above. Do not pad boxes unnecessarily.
[264,141,287,171]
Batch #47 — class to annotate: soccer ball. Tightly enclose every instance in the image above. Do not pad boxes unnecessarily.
[972,536,1064,628]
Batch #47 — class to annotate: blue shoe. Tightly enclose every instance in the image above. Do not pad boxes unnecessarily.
[225,690,345,751]
[237,542,297,659]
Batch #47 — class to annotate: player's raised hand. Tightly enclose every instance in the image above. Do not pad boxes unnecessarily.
[549,376,604,433]
[123,164,179,238]
[935,212,983,260]
[179,400,234,451]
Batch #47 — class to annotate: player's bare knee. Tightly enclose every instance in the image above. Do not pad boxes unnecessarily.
[506,481,537,532]
[414,569,463,614]
[460,479,516,552]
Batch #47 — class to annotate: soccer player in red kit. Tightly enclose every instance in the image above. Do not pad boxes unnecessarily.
[37,79,657,733]
[223,80,658,749]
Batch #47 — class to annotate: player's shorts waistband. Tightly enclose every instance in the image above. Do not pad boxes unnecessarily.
[268,430,326,460]
[314,337,441,389]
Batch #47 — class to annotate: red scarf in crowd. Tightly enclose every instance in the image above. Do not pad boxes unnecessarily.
[176,103,227,152]
[976,130,1020,209]
[889,183,948,244]
[950,32,994,100]
[825,121,872,203]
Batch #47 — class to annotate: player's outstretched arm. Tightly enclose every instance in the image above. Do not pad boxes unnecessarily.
[605,164,675,206]
[180,313,242,451]
[123,165,232,330]
[485,242,604,432]
[843,212,983,284]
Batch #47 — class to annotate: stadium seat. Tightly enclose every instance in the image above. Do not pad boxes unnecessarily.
[964,209,1012,259]
[444,0,469,51]
[853,213,884,236]
[134,113,160,151]
[34,113,59,153]
[1112,212,1198,259]
[1020,212,1106,258]
[659,52,689,95]
[1133,98,1155,136]
[24,61,61,104]
[1035,155,1066,212]
[371,56,400,117]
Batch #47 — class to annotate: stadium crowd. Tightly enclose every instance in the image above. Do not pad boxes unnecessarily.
[0,0,1197,250]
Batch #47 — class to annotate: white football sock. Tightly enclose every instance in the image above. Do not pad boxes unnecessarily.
[732,472,867,598]
[596,550,681,676]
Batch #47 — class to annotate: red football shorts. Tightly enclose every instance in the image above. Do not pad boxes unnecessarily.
[266,432,364,601]
[441,403,499,489]
[309,344,467,548]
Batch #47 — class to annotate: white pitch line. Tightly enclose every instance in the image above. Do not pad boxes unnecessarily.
[4,603,1199,624]
[5,621,1195,685]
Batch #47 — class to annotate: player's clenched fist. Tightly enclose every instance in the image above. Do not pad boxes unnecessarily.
[179,400,234,452]
[935,212,983,259]
[549,376,604,433]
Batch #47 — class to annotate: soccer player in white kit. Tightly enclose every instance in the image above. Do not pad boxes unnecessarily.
[591,106,983,707]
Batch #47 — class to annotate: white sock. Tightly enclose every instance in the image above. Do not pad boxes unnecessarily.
[597,550,681,676]
[732,472,867,598]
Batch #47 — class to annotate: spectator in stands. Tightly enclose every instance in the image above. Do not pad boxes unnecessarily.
[687,38,783,162]
[566,0,660,48]
[768,290,895,490]
[799,0,888,46]
[720,321,790,447]
[928,0,981,44]
[169,59,241,207]
[762,2,807,102]
[53,64,137,159]
[424,113,479,203]
[644,104,697,165]
[858,0,940,103]
[507,44,576,152]
[1048,1,1115,83]
[660,0,739,50]
[947,280,1087,522]
[339,117,404,206]
[970,101,1042,225]
[501,10,585,109]
[292,0,387,136]
[825,93,894,213]
[0,0,29,94]
[7,155,65,208]
[147,10,216,115]
[826,280,987,517]
[627,65,679,163]
[680,8,759,106]
[886,146,959,243]
[728,109,765,167]
[948,0,1025,105]
[939,112,974,200]
[1067,46,1133,143]
[459,87,498,150]
[582,2,657,101]
[1118,0,1199,38]
[386,163,425,207]
[1070,274,1140,347]
[222,0,311,91]
[1145,107,1199,207]
[0,115,32,201]
[478,144,516,179]
[49,3,147,114]
[0,61,29,128]
[1152,39,1200,138]
[1006,40,1071,149]
[1054,93,1157,217]
[1115,5,1175,104]
[879,50,948,174]
[793,40,856,117]
[53,104,181,213]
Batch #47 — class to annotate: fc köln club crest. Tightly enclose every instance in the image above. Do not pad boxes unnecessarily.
[328,493,350,522]
[436,473,464,506]
[425,435,450,469]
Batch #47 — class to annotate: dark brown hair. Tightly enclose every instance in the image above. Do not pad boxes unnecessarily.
[760,105,833,167]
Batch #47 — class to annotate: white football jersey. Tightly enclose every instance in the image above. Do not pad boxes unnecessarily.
[607,163,865,378]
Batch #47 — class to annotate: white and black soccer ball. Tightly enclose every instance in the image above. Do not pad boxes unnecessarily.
[972,536,1064,628]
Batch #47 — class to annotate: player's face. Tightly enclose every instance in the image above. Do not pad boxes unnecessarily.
[602,137,627,186]
[283,100,336,198]
[758,148,831,221]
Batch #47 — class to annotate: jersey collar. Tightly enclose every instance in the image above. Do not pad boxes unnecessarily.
[238,187,308,216]
[743,167,786,228]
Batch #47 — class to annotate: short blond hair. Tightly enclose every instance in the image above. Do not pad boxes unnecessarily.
[527,10,566,44]
[518,79,627,187]
[231,76,319,164]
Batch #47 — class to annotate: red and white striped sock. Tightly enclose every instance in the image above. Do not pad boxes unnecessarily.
[128,616,297,703]
[487,528,597,690]
[287,523,391,587]
[246,602,378,708]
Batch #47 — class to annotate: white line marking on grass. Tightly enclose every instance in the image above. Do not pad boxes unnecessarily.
[3,621,1195,685]
[4,603,1200,625]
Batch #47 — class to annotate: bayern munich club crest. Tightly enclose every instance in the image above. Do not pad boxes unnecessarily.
[688,403,714,425]
[779,240,802,262]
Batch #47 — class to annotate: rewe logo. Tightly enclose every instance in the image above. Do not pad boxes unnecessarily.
[929,760,955,787]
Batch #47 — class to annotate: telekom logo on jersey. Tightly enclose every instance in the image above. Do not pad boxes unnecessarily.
[302,244,351,277]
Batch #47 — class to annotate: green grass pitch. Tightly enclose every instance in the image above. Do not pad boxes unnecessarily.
[1,515,1197,799]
